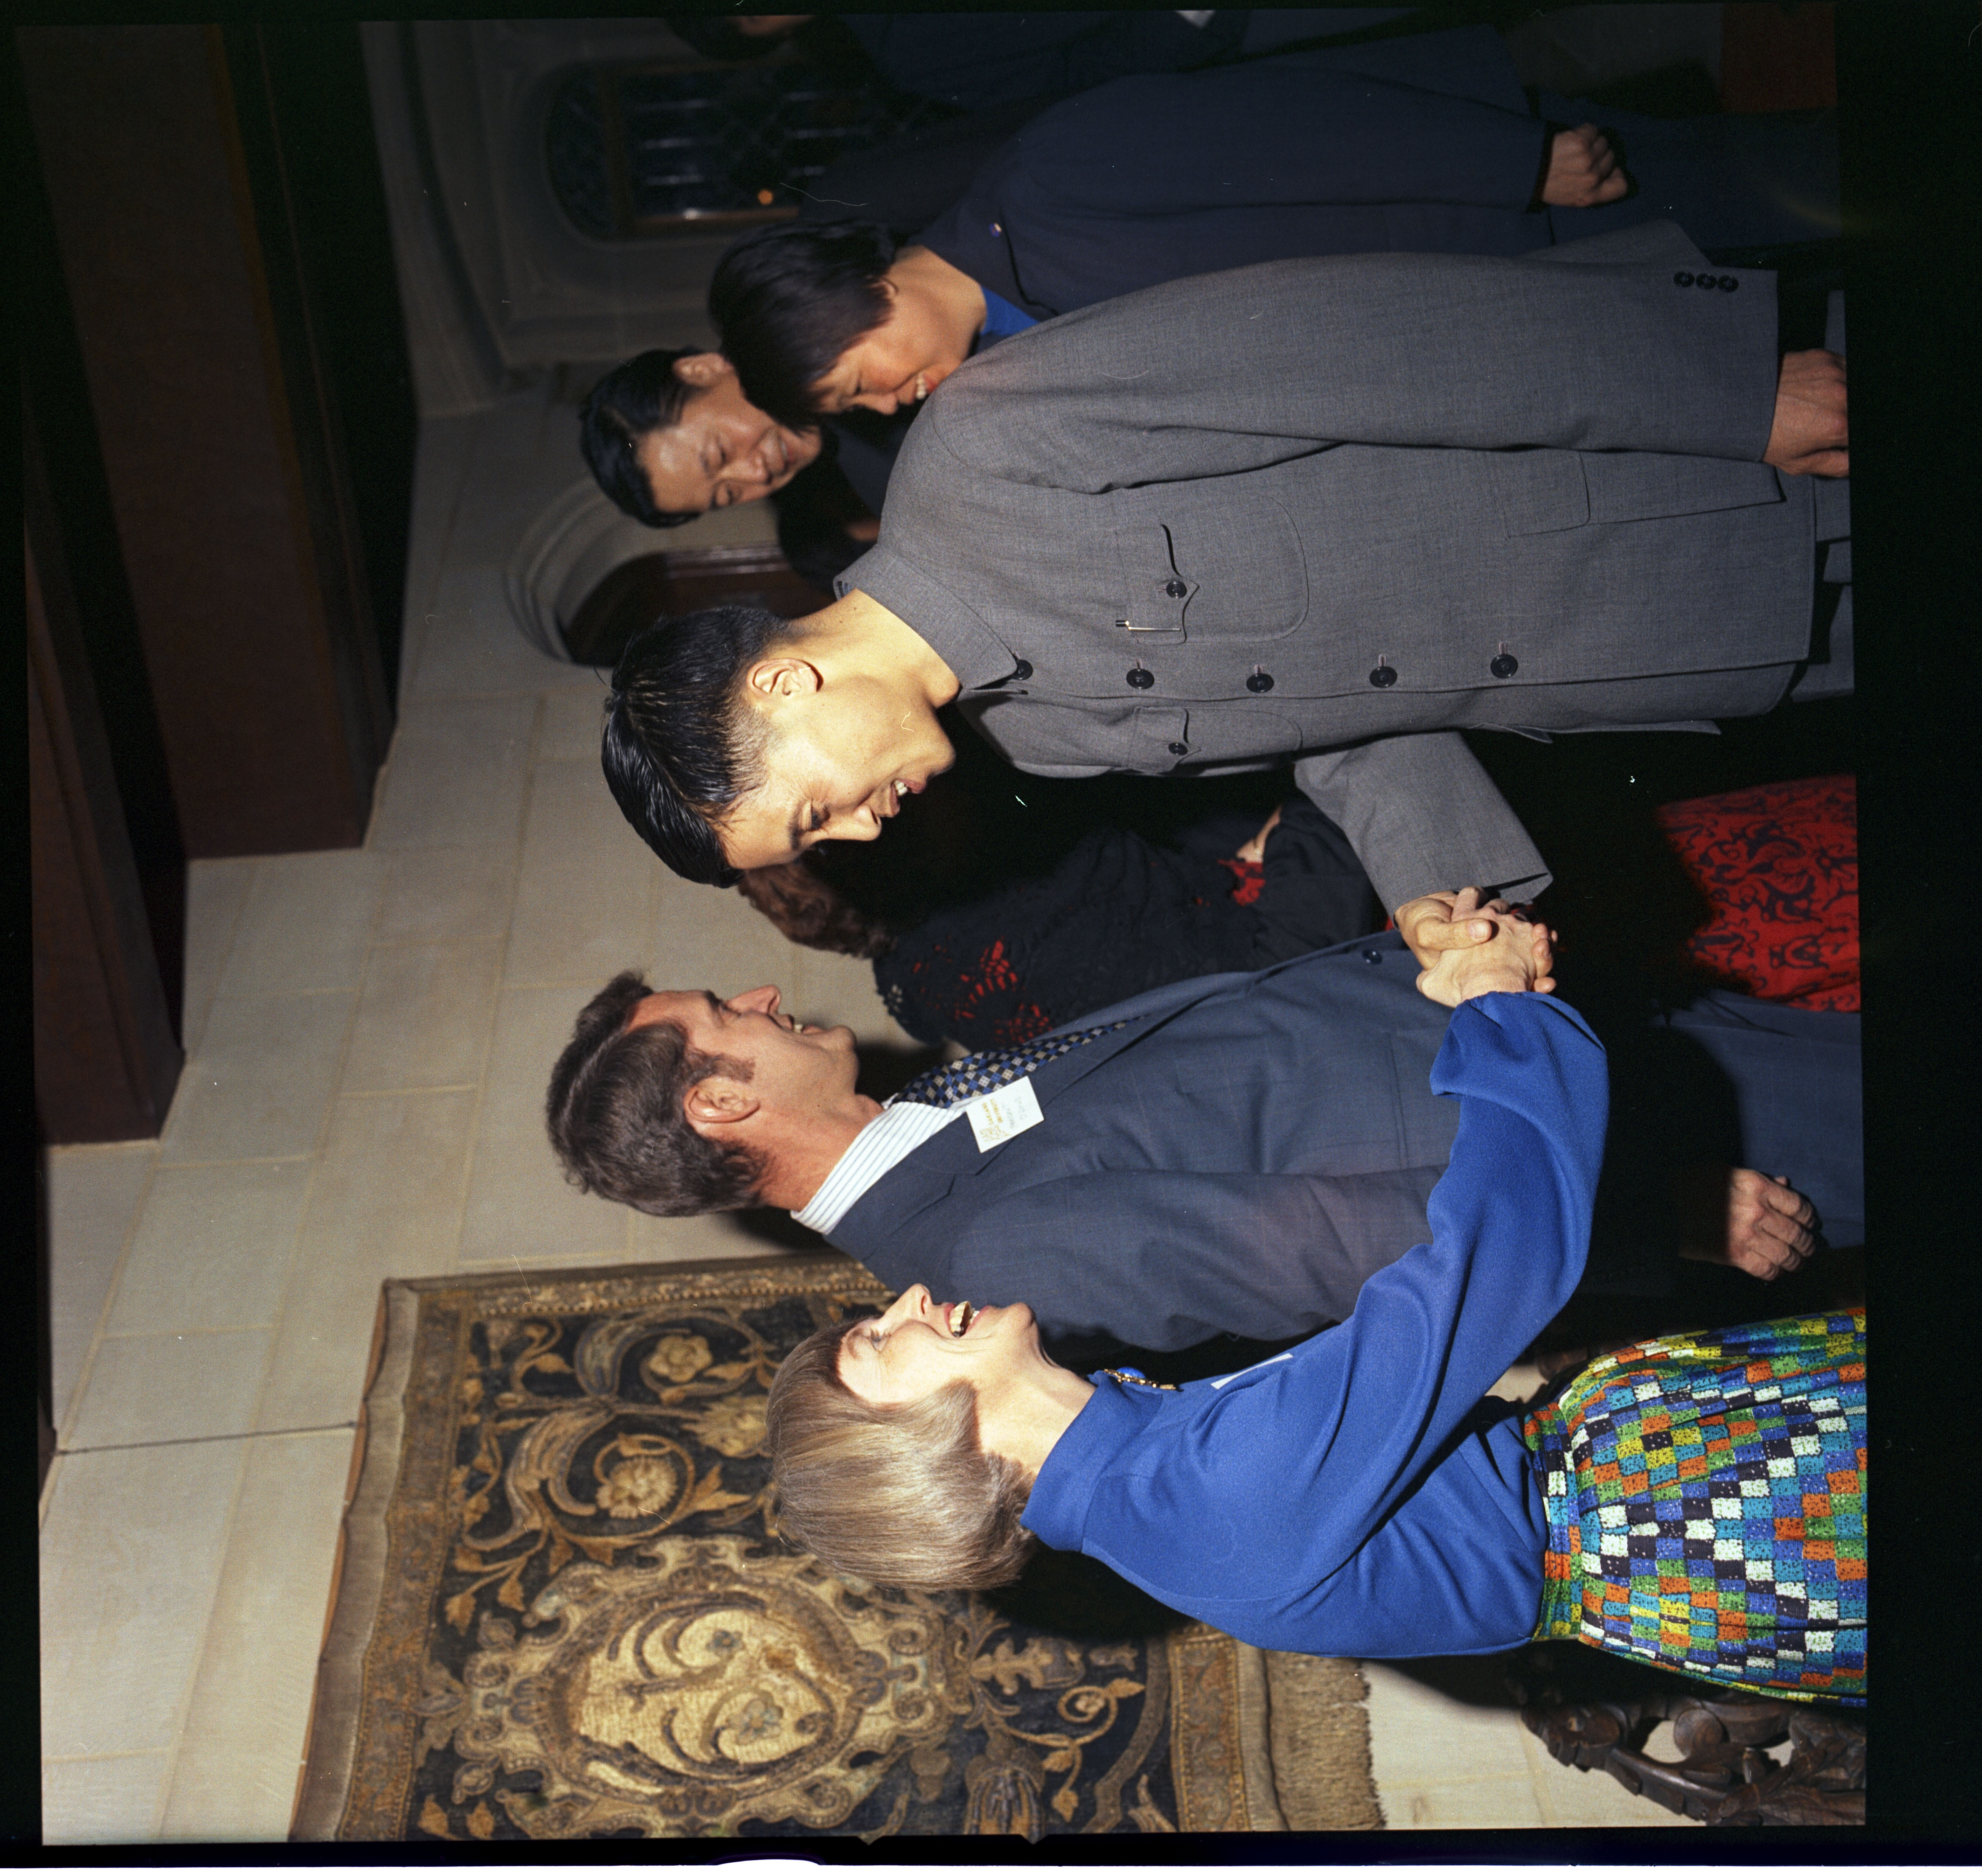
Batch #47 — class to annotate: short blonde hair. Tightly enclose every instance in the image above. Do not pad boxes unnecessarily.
[766,1316,1038,1590]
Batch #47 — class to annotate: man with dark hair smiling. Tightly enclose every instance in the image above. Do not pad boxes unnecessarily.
[710,36,1836,432]
[601,225,1850,947]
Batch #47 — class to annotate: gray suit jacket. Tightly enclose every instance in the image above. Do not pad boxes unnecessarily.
[839,223,1834,911]
[826,940,1865,1352]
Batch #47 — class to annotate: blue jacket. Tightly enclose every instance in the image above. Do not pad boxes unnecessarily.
[918,31,1555,319]
[1022,992,1605,1657]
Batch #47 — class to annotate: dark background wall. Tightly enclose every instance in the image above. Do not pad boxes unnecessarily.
[221,22,418,693]
[18,22,416,1145]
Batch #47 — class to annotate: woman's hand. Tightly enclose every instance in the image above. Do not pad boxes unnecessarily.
[1234,804,1283,865]
[1414,888,1557,1007]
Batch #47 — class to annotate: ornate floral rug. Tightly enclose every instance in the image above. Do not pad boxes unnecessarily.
[291,1254,1381,1840]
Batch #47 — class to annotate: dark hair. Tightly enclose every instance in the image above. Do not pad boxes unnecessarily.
[734,858,896,958]
[711,221,898,428]
[602,605,801,886]
[767,1316,1038,1589]
[545,970,766,1214]
[579,349,700,527]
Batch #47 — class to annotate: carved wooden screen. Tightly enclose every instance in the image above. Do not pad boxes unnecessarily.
[546,58,952,238]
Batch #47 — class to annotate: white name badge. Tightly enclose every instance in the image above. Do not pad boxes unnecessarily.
[963,1076,1045,1151]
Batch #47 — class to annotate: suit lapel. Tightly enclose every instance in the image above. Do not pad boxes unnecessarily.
[920,933,1409,1165]
[831,1151,960,1246]
[836,933,1407,1241]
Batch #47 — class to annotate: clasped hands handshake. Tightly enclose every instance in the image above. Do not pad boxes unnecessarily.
[1398,887,1557,1008]
[1397,893,1821,1279]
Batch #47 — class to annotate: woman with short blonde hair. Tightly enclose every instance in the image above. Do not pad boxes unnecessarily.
[767,1317,1034,1590]
[766,898,1867,1704]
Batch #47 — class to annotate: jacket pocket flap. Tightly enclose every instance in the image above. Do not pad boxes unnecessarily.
[1490,450,1590,536]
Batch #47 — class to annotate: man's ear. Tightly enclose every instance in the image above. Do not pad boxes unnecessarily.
[673,351,733,390]
[744,656,824,707]
[684,1077,761,1130]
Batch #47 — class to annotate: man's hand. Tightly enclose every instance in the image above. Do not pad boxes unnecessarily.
[1672,1166,1818,1279]
[1764,349,1848,478]
[1541,123,1627,209]
[1413,888,1558,1006]
[1397,889,1555,981]
[1396,891,1491,971]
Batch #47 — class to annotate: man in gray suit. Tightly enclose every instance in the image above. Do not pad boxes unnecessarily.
[544,926,1857,1353]
[601,222,1849,961]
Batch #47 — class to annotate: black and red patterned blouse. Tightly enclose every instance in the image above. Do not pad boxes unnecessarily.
[859,775,1857,1050]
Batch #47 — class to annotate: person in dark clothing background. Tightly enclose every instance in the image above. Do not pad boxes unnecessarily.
[584,27,1837,595]
[715,30,1836,430]
[729,715,1861,1059]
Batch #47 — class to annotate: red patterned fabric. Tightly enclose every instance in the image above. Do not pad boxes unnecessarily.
[1654,775,1858,1011]
[958,940,1057,1045]
[1216,856,1267,906]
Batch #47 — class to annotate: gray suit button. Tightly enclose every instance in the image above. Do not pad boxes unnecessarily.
[1369,665,1398,688]
[1361,948,1382,964]
[1673,270,1695,286]
[1490,652,1519,679]
[1127,667,1155,690]
[1011,659,1032,679]
[1246,670,1274,693]
[1718,274,1739,291]
[1167,740,1189,755]
[1163,579,1188,598]
[1697,274,1718,290]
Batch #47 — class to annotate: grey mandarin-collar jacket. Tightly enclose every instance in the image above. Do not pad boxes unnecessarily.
[837,222,1841,913]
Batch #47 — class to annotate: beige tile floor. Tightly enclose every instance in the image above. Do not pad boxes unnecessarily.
[39,389,1686,1841]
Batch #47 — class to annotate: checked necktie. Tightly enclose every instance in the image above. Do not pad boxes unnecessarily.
[889,1021,1129,1110]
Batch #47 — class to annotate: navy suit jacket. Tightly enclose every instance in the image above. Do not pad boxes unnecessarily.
[823,29,1837,528]
[825,939,1863,1351]
[919,28,1838,319]
[919,29,1556,318]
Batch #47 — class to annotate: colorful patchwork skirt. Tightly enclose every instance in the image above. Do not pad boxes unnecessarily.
[1524,1310,1865,1705]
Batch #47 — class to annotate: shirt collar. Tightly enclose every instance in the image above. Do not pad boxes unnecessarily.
[976,289,1038,342]
[790,1098,962,1235]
